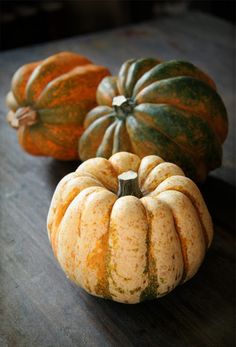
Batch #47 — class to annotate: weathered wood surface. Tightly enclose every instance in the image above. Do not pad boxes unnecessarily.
[0,11,235,347]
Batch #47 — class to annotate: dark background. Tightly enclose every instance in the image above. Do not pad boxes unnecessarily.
[0,0,235,51]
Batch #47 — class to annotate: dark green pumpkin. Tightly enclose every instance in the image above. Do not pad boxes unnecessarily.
[78,58,228,181]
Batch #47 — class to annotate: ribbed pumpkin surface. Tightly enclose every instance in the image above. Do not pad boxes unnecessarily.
[79,58,228,181]
[6,51,110,160]
[47,152,213,304]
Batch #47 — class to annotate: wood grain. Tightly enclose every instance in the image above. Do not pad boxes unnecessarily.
[0,11,235,347]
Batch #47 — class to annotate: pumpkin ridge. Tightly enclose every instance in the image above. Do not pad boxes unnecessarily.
[96,76,119,106]
[107,196,148,302]
[75,172,106,186]
[154,179,210,248]
[140,196,184,298]
[109,152,141,176]
[81,190,116,298]
[96,121,118,158]
[48,172,76,242]
[54,186,103,258]
[135,76,228,143]
[76,157,118,192]
[58,187,86,280]
[154,191,188,283]
[117,59,135,95]
[142,163,185,196]
[11,61,41,105]
[134,102,222,171]
[170,213,188,283]
[26,52,92,104]
[103,202,116,300]
[132,60,216,97]
[153,175,213,246]
[138,155,164,189]
[113,120,123,153]
[134,107,220,174]
[88,113,116,125]
[125,58,159,97]
[79,115,116,161]
[71,187,107,280]
[36,64,110,109]
[90,235,111,298]
[51,177,103,234]
[84,106,114,128]
[112,120,133,154]
[176,189,209,250]
[139,161,164,193]
[153,102,222,146]
[106,220,128,297]
[124,119,136,154]
[139,202,158,301]
[157,189,206,283]
[126,116,198,180]
[6,91,20,111]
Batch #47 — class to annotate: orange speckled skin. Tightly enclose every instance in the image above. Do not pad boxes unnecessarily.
[47,152,213,304]
[6,52,110,160]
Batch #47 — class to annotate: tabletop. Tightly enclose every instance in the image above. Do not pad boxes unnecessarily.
[0,11,235,347]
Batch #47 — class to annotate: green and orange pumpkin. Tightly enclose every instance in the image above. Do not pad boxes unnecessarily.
[79,58,228,181]
[6,51,110,160]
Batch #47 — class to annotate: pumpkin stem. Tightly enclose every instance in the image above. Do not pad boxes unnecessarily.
[7,106,38,129]
[117,170,143,198]
[112,95,134,119]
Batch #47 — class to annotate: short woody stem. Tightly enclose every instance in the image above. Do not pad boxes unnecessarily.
[117,171,143,198]
[7,106,38,129]
[112,95,134,120]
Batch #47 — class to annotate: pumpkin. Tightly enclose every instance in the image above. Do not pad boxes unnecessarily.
[47,151,213,304]
[6,51,110,160]
[79,58,228,181]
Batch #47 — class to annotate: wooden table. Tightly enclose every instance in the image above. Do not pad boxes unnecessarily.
[0,11,235,347]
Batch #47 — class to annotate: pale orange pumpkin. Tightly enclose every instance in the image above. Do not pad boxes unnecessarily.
[47,152,213,303]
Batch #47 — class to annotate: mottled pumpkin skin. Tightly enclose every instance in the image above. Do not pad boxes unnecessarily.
[47,152,213,304]
[6,51,110,160]
[79,58,228,181]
